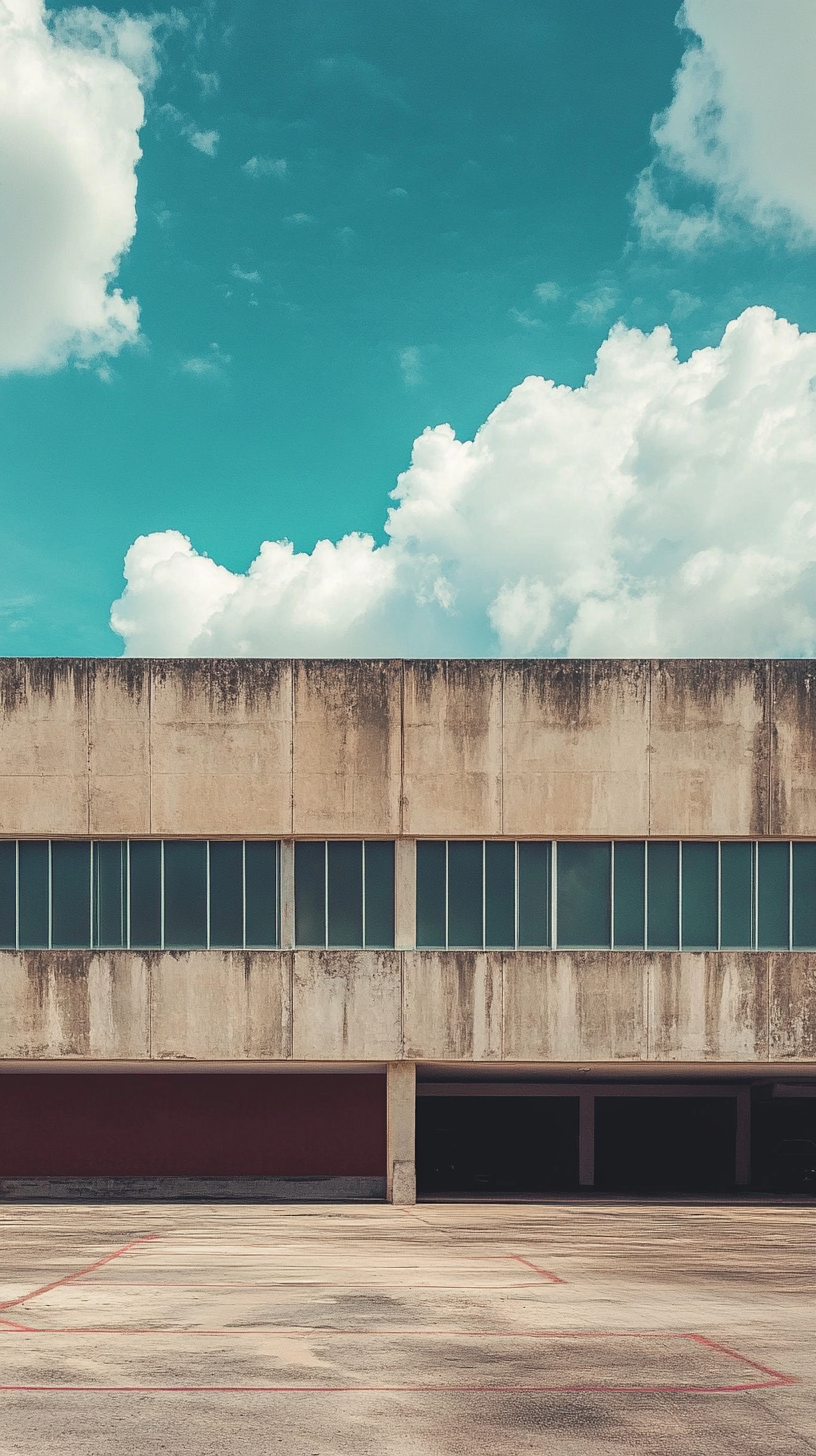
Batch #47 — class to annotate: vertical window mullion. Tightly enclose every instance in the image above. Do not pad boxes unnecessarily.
[15,840,19,951]
[514,841,519,950]
[753,841,758,950]
[445,841,449,951]
[160,840,165,950]
[788,839,792,950]
[242,841,247,950]
[126,841,130,949]
[610,841,616,948]
[717,841,722,951]
[47,840,52,950]
[206,841,211,950]
[89,840,94,949]
[678,841,683,951]
[362,841,367,947]
[324,840,329,949]
[643,841,649,948]
[482,841,486,950]
[552,842,558,949]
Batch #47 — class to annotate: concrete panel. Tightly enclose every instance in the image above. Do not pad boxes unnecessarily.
[292,951,401,1060]
[402,952,502,1060]
[151,951,292,1061]
[386,1061,416,1203]
[402,662,502,836]
[649,661,769,836]
[770,662,816,835]
[503,661,650,837]
[0,952,149,1060]
[769,953,816,1060]
[292,661,401,836]
[0,660,88,835]
[88,660,150,836]
[649,953,769,1062]
[150,660,293,837]
[502,952,644,1062]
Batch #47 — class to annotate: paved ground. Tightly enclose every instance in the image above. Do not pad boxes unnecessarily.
[0,1199,814,1454]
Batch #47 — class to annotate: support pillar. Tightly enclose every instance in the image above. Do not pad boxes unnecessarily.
[387,1062,416,1204]
[735,1086,751,1187]
[578,1090,595,1188]
[394,840,416,949]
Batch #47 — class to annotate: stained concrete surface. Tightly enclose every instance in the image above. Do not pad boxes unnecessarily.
[1,1201,814,1454]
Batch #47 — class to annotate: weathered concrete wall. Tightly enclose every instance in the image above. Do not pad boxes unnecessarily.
[2,656,812,837]
[2,949,815,1065]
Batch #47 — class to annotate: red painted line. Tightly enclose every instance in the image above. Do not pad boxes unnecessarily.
[687,1333,798,1383]
[0,1237,160,1313]
[509,1255,565,1285]
[0,1379,794,1394]
[0,1318,36,1332]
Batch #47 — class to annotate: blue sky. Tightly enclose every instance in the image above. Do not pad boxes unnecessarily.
[2,0,816,656]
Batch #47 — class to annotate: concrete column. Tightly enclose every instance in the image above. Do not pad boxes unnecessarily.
[578,1091,595,1187]
[735,1086,751,1187]
[394,840,416,949]
[386,1061,416,1204]
[280,840,295,950]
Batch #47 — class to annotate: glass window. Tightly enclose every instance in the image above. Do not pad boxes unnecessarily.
[210,841,244,948]
[363,841,395,948]
[163,840,207,948]
[793,842,816,950]
[295,841,325,947]
[416,841,446,949]
[51,841,91,949]
[758,841,789,949]
[647,841,679,950]
[681,842,718,950]
[447,841,483,948]
[18,841,49,949]
[0,842,16,948]
[720,842,754,949]
[245,840,279,947]
[93,842,125,949]
[518,841,551,948]
[556,842,611,949]
[328,841,363,948]
[485,841,515,948]
[129,841,161,949]
[613,841,645,949]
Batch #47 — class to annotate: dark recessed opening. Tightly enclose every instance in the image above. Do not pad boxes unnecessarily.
[752,1100,816,1193]
[594,1097,736,1193]
[416,1095,579,1194]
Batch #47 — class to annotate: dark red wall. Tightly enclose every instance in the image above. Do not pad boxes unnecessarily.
[0,1073,386,1176]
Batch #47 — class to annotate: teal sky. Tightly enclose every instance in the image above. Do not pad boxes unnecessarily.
[3,0,816,656]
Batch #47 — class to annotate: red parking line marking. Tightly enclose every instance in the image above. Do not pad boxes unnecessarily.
[509,1256,565,1284]
[0,1237,160,1313]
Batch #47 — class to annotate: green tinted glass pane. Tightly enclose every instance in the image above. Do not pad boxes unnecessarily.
[613,842,645,948]
[485,841,515,948]
[448,841,483,947]
[246,841,279,947]
[681,842,718,950]
[364,841,394,948]
[164,841,207,948]
[295,841,325,947]
[93,842,125,948]
[129,841,161,947]
[647,842,679,949]
[0,842,16,948]
[793,842,816,949]
[18,841,49,948]
[416,841,446,948]
[557,842,611,949]
[720,842,753,948]
[210,841,244,948]
[51,841,91,948]
[758,841,789,949]
[518,841,551,947]
[128,842,161,948]
[328,841,363,947]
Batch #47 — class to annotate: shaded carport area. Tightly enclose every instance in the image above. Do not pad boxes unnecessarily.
[416,1075,816,1197]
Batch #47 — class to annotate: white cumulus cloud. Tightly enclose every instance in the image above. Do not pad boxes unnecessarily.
[0,0,158,372]
[636,0,816,246]
[111,307,816,659]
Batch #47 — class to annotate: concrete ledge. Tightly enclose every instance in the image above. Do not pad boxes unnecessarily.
[0,1175,386,1203]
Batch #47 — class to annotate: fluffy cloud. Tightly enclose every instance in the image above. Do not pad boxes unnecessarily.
[0,0,155,372]
[636,0,816,245]
[111,307,816,658]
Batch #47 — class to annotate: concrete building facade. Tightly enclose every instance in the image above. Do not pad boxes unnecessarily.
[1,657,815,1201]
